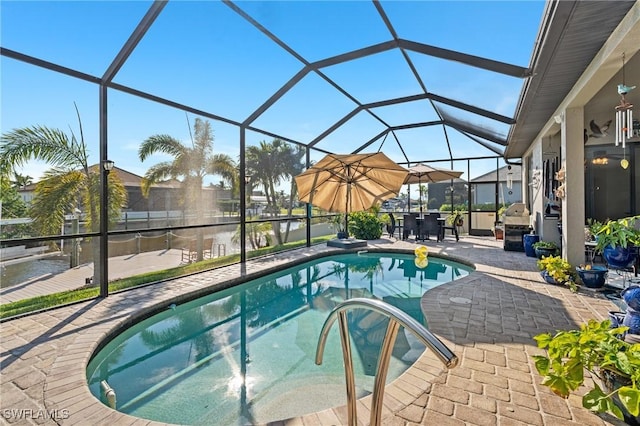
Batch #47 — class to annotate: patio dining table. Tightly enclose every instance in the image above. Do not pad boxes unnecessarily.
[396,214,430,241]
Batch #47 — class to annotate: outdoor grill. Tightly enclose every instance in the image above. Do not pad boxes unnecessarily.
[501,203,531,251]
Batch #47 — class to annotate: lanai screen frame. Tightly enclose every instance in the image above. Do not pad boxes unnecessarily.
[0,0,532,298]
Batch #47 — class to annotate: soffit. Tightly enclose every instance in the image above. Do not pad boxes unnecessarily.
[506,0,637,158]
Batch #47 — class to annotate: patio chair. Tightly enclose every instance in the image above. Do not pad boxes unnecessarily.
[402,213,418,240]
[386,214,397,238]
[420,213,441,240]
[439,220,459,242]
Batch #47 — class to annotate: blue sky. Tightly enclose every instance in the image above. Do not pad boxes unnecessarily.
[1,0,545,191]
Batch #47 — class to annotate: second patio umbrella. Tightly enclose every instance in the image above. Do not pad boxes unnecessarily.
[295,152,408,235]
[404,164,464,213]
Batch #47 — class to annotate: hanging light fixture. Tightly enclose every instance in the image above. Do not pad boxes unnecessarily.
[615,53,635,151]
[592,150,608,165]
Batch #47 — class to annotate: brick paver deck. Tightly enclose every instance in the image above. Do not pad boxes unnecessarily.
[0,236,627,425]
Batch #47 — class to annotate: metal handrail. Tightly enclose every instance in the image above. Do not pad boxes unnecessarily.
[315,298,458,426]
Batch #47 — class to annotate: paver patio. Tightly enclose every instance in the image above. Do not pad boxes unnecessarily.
[0,236,628,425]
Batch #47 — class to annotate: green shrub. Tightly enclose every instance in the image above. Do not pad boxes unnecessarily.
[532,240,559,250]
[439,203,468,212]
[348,211,383,240]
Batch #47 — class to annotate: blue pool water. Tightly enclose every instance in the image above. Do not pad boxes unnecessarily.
[86,252,471,425]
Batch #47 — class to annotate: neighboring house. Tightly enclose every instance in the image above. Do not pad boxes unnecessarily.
[471,165,522,206]
[426,178,467,210]
[108,166,183,212]
[16,183,36,205]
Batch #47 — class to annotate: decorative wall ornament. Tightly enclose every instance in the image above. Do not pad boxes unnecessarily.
[554,166,566,200]
[588,119,612,138]
[621,148,629,170]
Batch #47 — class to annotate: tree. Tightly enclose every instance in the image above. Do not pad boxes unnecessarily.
[0,172,29,239]
[418,184,427,212]
[246,139,305,244]
[278,143,306,242]
[0,106,127,285]
[231,219,272,250]
[138,117,237,260]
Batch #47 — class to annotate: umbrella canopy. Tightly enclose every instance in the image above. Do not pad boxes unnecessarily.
[404,164,464,185]
[404,164,464,213]
[295,153,408,214]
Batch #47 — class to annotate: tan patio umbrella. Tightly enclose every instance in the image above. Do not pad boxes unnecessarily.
[295,152,408,234]
[404,164,464,213]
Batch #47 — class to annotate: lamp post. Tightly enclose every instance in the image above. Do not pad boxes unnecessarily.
[103,160,114,173]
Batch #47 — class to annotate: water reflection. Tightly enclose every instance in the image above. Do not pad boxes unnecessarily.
[0,256,69,289]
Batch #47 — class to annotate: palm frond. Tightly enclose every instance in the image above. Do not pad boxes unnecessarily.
[29,170,86,236]
[193,118,213,157]
[1,126,84,171]
[138,135,185,161]
[70,102,89,167]
[208,153,238,192]
[141,162,178,197]
[82,172,127,231]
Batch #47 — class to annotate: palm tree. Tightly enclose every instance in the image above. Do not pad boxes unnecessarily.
[418,184,427,212]
[0,106,127,285]
[231,219,272,250]
[278,143,306,242]
[138,117,237,260]
[246,139,305,244]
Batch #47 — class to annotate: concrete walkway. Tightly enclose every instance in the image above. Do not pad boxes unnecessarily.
[0,236,628,425]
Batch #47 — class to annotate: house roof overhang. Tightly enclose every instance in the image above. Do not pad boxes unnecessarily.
[505,0,640,159]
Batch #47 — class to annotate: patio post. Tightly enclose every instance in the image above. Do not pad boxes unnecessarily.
[560,107,585,265]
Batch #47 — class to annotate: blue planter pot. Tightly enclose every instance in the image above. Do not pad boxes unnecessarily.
[603,245,637,269]
[576,265,608,288]
[523,235,539,257]
[602,371,640,426]
[535,247,557,259]
[540,270,558,285]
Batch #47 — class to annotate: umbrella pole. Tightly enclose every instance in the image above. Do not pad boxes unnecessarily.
[345,181,350,238]
[419,176,422,215]
[345,166,351,238]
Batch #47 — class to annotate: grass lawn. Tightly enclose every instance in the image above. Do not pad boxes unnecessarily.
[0,235,334,320]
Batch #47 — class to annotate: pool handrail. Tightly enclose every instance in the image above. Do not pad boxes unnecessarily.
[315,297,458,426]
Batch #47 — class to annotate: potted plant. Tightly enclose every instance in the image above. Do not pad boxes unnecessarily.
[586,218,604,242]
[537,255,578,292]
[332,214,348,239]
[576,263,608,289]
[532,240,559,259]
[595,215,640,269]
[446,210,464,227]
[493,221,504,240]
[533,319,640,423]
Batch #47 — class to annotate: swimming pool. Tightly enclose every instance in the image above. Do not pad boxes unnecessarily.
[87,251,472,425]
